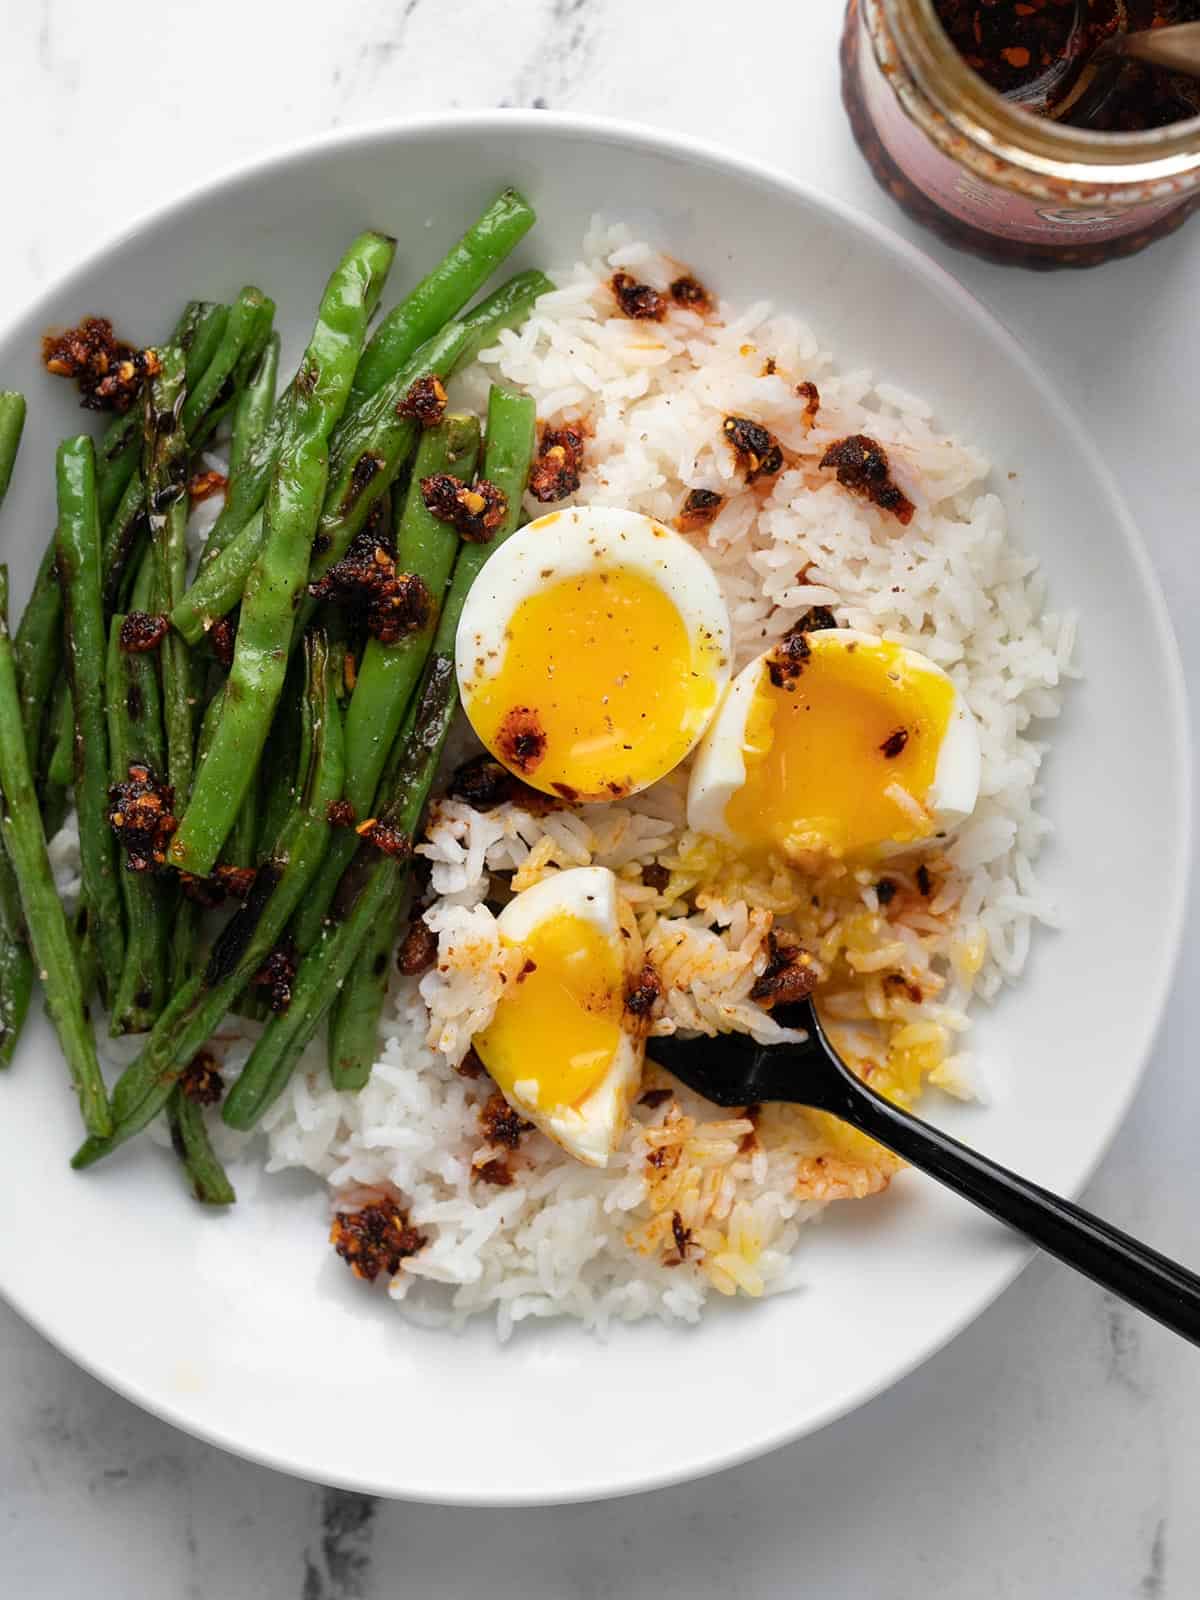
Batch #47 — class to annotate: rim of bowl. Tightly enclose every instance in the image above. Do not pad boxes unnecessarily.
[0,109,1191,1505]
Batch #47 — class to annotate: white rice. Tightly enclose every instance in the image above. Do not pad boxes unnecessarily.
[94,220,1076,1336]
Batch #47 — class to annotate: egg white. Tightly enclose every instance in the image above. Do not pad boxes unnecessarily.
[488,866,643,1169]
[687,629,981,851]
[454,504,732,733]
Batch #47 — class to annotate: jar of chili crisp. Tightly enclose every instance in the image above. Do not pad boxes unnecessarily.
[841,0,1200,268]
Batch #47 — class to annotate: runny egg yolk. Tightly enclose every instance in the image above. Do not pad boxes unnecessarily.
[474,911,625,1112]
[464,569,720,801]
[726,635,956,860]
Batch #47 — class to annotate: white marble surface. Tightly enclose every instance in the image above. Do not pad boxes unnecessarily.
[2,1,1198,1594]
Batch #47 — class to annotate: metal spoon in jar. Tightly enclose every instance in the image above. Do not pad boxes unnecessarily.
[1015,5,1200,123]
[648,999,1200,1346]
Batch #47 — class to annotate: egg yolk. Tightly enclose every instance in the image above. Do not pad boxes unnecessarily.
[464,569,721,801]
[726,635,955,860]
[474,912,625,1112]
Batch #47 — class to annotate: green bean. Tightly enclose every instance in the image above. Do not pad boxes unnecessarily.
[229,333,280,482]
[13,544,62,765]
[181,288,274,438]
[172,321,468,648]
[98,303,233,608]
[72,630,344,1166]
[0,402,32,1067]
[143,346,204,989]
[0,843,31,1067]
[328,895,407,1092]
[182,303,233,389]
[44,684,74,791]
[195,236,394,569]
[185,295,276,456]
[293,412,478,951]
[0,565,110,1134]
[195,400,288,570]
[106,614,169,1034]
[226,385,535,1119]
[166,233,395,878]
[93,304,219,522]
[173,275,548,647]
[167,1089,236,1206]
[144,347,194,789]
[351,189,536,404]
[220,783,258,872]
[96,410,144,527]
[0,392,26,500]
[56,436,125,1003]
[255,658,304,862]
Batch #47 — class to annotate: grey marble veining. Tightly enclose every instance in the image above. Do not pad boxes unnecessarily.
[2,1,1199,1595]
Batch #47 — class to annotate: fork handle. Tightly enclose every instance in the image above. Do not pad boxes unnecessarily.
[824,1076,1200,1345]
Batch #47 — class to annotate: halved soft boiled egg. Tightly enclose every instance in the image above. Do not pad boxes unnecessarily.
[456,507,731,803]
[472,867,643,1167]
[687,625,981,862]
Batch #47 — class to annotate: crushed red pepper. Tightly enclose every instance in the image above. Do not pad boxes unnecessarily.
[355,817,412,859]
[456,1045,487,1080]
[178,863,257,908]
[473,1158,514,1188]
[495,706,548,776]
[41,318,160,413]
[307,527,432,644]
[668,1212,696,1264]
[396,917,438,976]
[675,488,725,533]
[768,627,811,689]
[794,605,839,634]
[669,274,713,312]
[208,615,237,668]
[879,727,910,759]
[624,964,663,1019]
[179,1051,224,1106]
[118,611,170,654]
[188,468,227,504]
[797,380,821,429]
[481,1091,533,1149]
[445,753,552,814]
[749,932,819,1008]
[331,1200,425,1282]
[641,861,671,893]
[528,424,585,503]
[610,271,666,320]
[326,798,356,828]
[251,939,298,1012]
[107,763,177,872]
[723,416,785,484]
[820,435,915,525]
[396,374,448,426]
[420,473,508,542]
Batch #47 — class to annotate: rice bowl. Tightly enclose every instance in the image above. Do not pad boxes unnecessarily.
[110,217,1080,1337]
[0,116,1190,1497]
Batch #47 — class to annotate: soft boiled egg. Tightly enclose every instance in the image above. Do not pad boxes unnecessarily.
[687,625,981,862]
[455,506,731,803]
[472,866,644,1167]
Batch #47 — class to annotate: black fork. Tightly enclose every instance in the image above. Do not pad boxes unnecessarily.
[648,1000,1200,1345]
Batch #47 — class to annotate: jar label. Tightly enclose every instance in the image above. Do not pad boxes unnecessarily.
[857,16,1187,246]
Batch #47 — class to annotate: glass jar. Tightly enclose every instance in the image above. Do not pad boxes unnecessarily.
[841,0,1200,268]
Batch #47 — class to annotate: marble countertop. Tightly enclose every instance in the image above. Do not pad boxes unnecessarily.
[2,2,1197,1595]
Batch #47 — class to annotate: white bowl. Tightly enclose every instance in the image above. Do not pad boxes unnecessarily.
[0,112,1189,1505]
